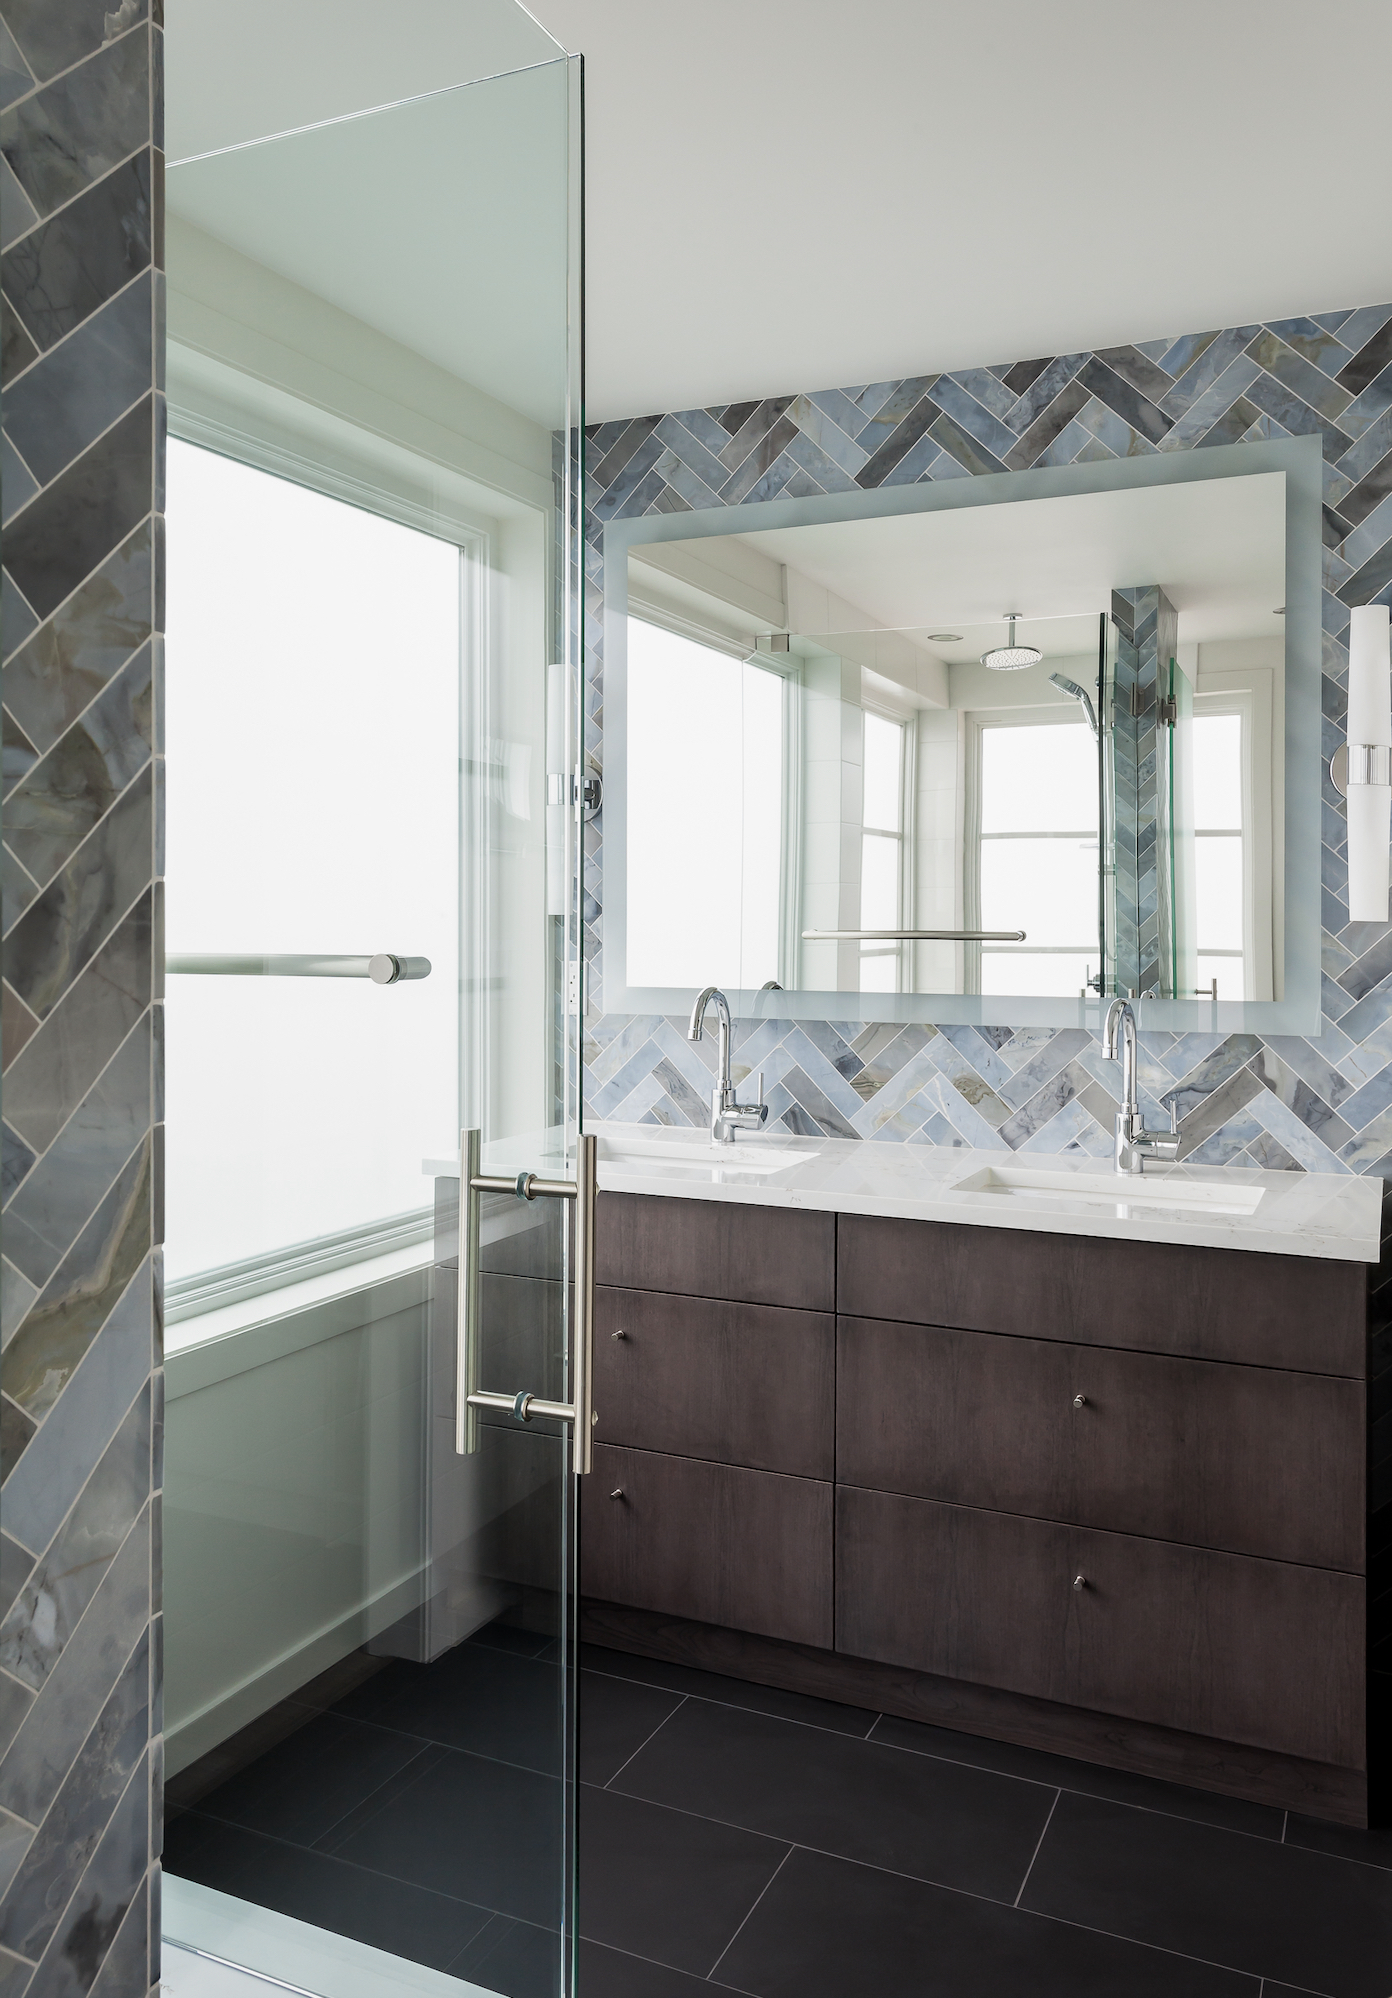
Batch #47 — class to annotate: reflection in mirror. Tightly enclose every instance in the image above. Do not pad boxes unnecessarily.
[621,472,1286,1009]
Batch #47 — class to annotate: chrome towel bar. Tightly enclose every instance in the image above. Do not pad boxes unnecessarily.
[801,928,1026,943]
[165,953,432,982]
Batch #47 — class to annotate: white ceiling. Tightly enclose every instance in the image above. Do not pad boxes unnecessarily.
[715,471,1288,649]
[166,0,1392,426]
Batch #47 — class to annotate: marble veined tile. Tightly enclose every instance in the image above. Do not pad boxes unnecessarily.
[0,1501,148,1826]
[0,1386,148,1694]
[1,1135,149,1421]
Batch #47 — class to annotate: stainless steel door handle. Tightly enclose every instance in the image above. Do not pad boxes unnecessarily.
[455,1128,597,1474]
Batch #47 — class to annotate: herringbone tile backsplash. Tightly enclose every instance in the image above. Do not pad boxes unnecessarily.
[583,312,1392,1179]
[0,5,163,1992]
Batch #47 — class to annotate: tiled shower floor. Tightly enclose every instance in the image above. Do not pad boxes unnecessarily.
[164,1625,1392,1997]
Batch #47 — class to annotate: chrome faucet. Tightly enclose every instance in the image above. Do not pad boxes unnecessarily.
[687,987,768,1145]
[1103,998,1180,1176]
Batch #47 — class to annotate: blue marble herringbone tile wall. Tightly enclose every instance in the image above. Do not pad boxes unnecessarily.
[581,316,1392,1179]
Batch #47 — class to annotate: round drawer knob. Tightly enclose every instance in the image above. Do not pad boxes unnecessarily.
[1073,1393,1087,1409]
[609,1488,625,1501]
[1073,1574,1087,1590]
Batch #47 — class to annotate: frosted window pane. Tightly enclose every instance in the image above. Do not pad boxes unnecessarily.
[861,831,899,929]
[164,440,461,1281]
[1193,713,1242,829]
[863,711,902,832]
[860,953,897,992]
[627,619,782,989]
[981,838,1095,946]
[981,721,1096,833]
[982,953,1095,997]
[1196,834,1243,949]
[1198,954,1244,1001]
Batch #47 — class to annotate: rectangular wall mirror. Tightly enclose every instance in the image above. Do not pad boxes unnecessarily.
[602,442,1322,1033]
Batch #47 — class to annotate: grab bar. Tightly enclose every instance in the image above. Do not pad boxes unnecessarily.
[801,929,1026,943]
[165,953,431,983]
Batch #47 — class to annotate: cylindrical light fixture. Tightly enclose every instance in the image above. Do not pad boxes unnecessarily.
[1340,604,1392,923]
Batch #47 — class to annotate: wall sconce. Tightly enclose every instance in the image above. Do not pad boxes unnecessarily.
[1332,604,1392,923]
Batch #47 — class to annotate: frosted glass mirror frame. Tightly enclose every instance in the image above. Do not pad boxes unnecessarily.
[601,436,1323,1034]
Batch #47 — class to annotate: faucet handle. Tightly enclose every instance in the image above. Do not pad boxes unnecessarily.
[1167,1096,1179,1136]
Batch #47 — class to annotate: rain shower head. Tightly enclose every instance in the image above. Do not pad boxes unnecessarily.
[981,614,1042,671]
[1049,672,1099,741]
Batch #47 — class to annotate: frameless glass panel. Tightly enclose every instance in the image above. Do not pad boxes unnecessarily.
[160,43,584,1998]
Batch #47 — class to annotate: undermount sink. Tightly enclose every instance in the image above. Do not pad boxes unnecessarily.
[606,1138,821,1174]
[951,1163,1266,1219]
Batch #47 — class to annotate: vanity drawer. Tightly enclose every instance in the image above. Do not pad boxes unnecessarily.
[837,1316,1364,1570]
[835,1486,1363,1768]
[597,1191,835,1311]
[596,1287,834,1478]
[583,1444,833,1647]
[837,1213,1366,1376]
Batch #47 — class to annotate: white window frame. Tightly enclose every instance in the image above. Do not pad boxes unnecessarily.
[165,387,487,1328]
[1191,667,1275,1003]
[858,702,915,993]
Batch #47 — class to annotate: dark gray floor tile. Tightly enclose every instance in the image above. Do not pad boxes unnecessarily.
[580,1671,683,1787]
[332,1643,561,1777]
[870,1712,1286,1839]
[578,1782,787,1976]
[578,1939,748,1995]
[718,1846,1256,1998]
[226,1831,493,1972]
[162,1810,263,1892]
[326,1745,562,1931]
[451,1914,560,1998]
[467,1622,556,1661]
[1021,1791,1392,1995]
[612,1697,1052,1901]
[579,1643,877,1737]
[192,1711,426,1845]
[1285,1811,1392,1871]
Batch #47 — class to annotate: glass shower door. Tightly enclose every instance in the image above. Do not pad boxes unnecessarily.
[159,42,586,1998]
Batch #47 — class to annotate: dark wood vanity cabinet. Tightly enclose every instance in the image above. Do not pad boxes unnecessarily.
[582,1192,1381,1824]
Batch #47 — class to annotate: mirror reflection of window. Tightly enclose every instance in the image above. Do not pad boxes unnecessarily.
[1193,711,1245,1000]
[860,711,907,992]
[977,718,1098,997]
[626,616,784,990]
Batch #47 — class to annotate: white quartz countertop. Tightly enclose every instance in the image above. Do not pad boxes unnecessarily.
[585,1122,1385,1263]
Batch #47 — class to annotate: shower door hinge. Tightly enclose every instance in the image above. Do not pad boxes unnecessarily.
[547,770,603,818]
[567,960,585,1015]
[1157,695,1177,726]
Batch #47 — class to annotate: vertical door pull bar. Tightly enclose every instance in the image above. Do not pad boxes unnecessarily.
[455,1129,597,1474]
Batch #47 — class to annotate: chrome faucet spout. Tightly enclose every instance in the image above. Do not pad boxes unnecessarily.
[687,985,768,1145]
[1104,998,1179,1176]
